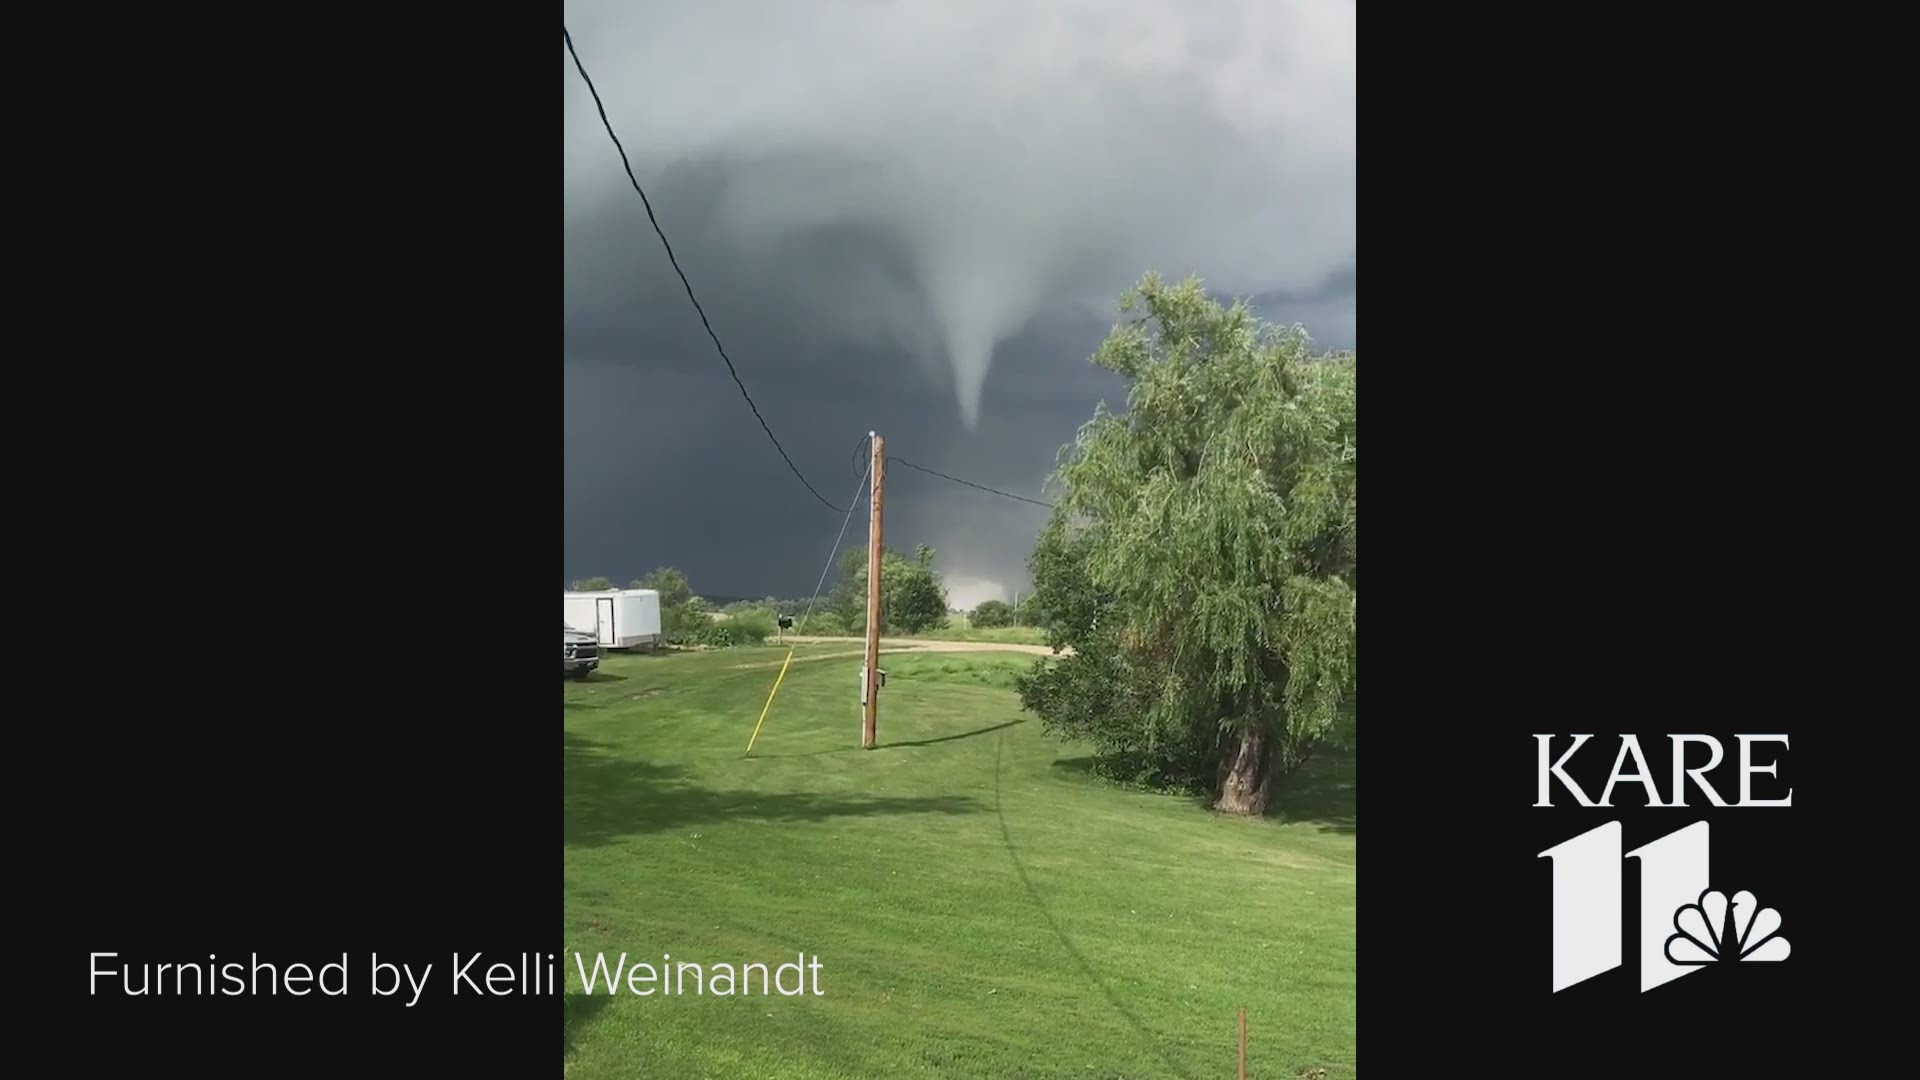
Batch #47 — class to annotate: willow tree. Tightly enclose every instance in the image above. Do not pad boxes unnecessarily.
[1018,274,1355,815]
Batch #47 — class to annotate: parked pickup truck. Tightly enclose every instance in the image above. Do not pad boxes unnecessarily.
[564,625,600,680]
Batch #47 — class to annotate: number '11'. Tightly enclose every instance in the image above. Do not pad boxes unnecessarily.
[1537,820,1709,992]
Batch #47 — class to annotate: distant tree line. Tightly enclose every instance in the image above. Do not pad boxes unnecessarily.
[966,598,1047,629]
[573,555,1061,642]
[566,549,964,645]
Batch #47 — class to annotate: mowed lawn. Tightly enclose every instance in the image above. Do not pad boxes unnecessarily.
[564,647,1356,1079]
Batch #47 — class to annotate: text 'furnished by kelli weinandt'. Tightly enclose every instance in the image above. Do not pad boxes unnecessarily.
[87,951,825,1006]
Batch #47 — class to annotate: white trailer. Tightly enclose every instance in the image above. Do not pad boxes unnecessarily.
[563,588,663,650]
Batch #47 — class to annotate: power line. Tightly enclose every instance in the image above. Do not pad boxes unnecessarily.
[852,433,874,480]
[563,27,847,514]
[887,456,1056,509]
[797,456,873,633]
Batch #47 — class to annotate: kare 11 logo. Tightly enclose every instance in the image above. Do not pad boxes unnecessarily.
[1534,733,1791,993]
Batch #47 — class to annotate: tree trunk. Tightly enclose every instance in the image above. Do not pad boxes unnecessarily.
[1213,723,1272,815]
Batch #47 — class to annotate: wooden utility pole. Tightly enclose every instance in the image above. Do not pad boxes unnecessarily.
[862,432,885,749]
[1237,1007,1247,1080]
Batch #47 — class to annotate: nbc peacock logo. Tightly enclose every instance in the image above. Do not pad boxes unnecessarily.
[1666,890,1790,966]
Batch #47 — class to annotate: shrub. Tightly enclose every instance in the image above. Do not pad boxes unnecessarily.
[971,600,1014,627]
[801,610,848,636]
[723,610,775,645]
[664,596,710,646]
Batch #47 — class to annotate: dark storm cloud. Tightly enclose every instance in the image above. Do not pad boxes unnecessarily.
[563,1,1354,603]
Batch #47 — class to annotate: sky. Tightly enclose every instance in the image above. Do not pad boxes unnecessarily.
[563,0,1355,608]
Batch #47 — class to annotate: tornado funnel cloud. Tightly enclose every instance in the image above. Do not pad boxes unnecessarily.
[912,219,1067,426]
[564,0,1355,426]
[927,274,1025,430]
[947,337,991,429]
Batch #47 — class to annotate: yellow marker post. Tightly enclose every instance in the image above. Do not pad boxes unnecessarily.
[745,647,796,755]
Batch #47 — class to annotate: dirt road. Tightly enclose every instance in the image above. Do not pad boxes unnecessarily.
[781,635,1068,657]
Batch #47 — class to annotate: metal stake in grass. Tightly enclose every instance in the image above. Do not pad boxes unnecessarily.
[1238,1007,1247,1080]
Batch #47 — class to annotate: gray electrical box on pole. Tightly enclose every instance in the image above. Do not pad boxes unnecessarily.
[859,664,886,706]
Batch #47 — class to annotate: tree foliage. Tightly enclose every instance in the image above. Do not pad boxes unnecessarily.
[825,548,871,631]
[570,576,614,592]
[1017,274,1355,814]
[825,545,951,634]
[971,599,1015,628]
[891,546,950,633]
[1015,597,1048,627]
[635,567,694,610]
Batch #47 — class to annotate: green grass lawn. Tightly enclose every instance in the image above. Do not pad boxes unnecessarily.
[564,648,1355,1079]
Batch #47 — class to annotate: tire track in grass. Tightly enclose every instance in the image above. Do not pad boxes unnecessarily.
[993,732,1195,1080]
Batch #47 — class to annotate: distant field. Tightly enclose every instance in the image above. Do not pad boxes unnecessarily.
[564,648,1356,1079]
